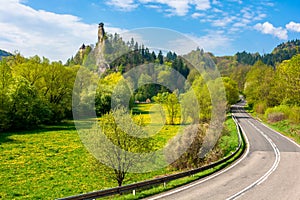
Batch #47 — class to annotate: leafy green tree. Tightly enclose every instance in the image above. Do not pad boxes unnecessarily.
[191,76,212,122]
[72,66,100,118]
[180,90,199,124]
[166,51,177,61]
[7,77,50,129]
[187,68,201,84]
[97,108,153,186]
[221,77,239,105]
[230,65,251,92]
[134,73,160,101]
[0,59,13,130]
[95,72,127,116]
[153,91,180,125]
[172,57,189,78]
[274,54,300,106]
[42,61,75,122]
[157,70,173,86]
[166,91,180,125]
[244,61,275,109]
[157,50,164,65]
[12,55,46,86]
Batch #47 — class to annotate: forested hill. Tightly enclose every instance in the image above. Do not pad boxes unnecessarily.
[214,40,300,91]
[0,49,12,60]
[273,39,300,53]
[66,33,194,76]
[235,39,300,66]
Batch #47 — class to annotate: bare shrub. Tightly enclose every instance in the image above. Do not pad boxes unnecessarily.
[267,112,287,123]
[165,124,206,170]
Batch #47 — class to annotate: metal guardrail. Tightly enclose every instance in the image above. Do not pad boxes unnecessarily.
[59,115,245,200]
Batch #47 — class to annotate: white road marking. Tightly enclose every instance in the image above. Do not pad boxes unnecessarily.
[147,114,250,200]
[259,122,300,149]
[226,120,281,200]
[147,106,284,200]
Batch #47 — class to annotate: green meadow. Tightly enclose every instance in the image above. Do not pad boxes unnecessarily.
[0,104,238,199]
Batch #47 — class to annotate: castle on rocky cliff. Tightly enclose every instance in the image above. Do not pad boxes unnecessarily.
[98,22,105,43]
[78,22,109,73]
[95,22,109,73]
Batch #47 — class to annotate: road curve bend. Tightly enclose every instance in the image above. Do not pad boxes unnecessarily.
[145,102,300,200]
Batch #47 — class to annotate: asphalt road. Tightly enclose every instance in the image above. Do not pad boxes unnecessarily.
[145,102,300,200]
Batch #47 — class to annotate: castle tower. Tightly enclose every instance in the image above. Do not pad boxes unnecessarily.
[79,43,86,59]
[95,22,109,73]
[98,22,105,43]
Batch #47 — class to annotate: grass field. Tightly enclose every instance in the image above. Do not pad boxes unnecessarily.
[245,105,300,144]
[263,120,300,144]
[132,104,186,150]
[0,122,116,199]
[0,104,239,199]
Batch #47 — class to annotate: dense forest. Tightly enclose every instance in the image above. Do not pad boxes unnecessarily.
[235,39,300,66]
[216,40,300,125]
[0,34,299,131]
[0,32,299,188]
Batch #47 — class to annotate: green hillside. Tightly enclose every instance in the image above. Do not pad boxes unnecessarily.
[0,49,12,59]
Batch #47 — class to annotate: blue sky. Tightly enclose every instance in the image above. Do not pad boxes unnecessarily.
[0,0,300,61]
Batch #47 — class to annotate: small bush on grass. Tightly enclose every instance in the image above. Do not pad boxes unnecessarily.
[265,105,289,123]
[267,112,286,123]
[265,105,300,124]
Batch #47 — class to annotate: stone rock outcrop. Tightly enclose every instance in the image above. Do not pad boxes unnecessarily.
[95,22,109,73]
[98,22,105,43]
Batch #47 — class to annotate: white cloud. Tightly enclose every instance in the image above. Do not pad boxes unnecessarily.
[254,13,267,21]
[260,1,274,7]
[145,4,162,10]
[212,0,221,6]
[191,0,211,10]
[0,0,126,61]
[212,8,222,13]
[108,0,211,16]
[226,0,242,4]
[286,21,300,32]
[191,12,205,18]
[242,10,253,19]
[111,27,231,56]
[254,22,288,40]
[106,0,138,11]
[233,22,247,28]
[211,16,236,27]
[230,0,242,4]
[105,0,270,35]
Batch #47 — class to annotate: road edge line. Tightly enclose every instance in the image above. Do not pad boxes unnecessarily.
[226,120,280,200]
[259,122,300,149]
[147,114,250,200]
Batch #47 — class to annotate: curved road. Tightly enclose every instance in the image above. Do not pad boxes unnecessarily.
[145,103,300,200]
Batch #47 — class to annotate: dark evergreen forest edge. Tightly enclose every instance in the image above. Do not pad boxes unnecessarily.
[0,34,299,138]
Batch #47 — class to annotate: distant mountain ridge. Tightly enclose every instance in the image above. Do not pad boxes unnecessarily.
[235,39,300,66]
[0,49,13,60]
[215,39,300,86]
[273,39,300,54]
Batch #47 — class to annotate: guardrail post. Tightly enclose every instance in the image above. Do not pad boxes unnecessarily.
[133,189,136,196]
[163,182,166,188]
